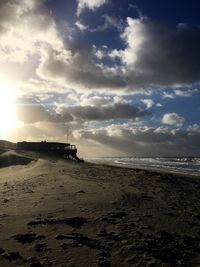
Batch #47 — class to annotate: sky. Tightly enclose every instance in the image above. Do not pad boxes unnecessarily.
[0,0,199,157]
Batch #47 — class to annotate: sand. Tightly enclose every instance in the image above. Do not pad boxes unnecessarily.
[0,151,34,168]
[0,151,200,267]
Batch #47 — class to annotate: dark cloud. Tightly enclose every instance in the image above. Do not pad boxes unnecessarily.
[16,97,58,123]
[1,1,200,91]
[16,96,149,123]
[37,17,200,91]
[57,103,149,122]
[37,46,126,90]
[124,19,200,88]
[75,125,200,157]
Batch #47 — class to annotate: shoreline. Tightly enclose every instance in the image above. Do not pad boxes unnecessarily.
[0,156,200,266]
[87,158,200,177]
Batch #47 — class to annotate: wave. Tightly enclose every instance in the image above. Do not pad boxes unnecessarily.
[87,157,200,176]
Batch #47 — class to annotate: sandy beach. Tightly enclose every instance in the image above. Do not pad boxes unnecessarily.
[0,151,200,267]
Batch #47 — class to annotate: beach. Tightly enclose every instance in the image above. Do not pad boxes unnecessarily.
[0,152,200,267]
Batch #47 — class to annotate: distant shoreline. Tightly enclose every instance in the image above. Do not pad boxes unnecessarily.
[86,157,200,177]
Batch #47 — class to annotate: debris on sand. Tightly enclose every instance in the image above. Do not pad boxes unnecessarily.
[56,233,101,249]
[141,231,200,265]
[12,233,45,244]
[2,251,23,261]
[28,216,89,228]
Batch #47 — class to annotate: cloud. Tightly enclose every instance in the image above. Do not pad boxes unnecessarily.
[16,97,54,123]
[79,94,131,106]
[120,18,200,88]
[16,95,149,124]
[156,103,162,107]
[0,0,63,64]
[141,99,154,109]
[174,88,198,97]
[77,0,108,16]
[187,124,200,134]
[36,16,200,92]
[0,1,200,93]
[161,88,199,99]
[16,96,70,124]
[162,113,185,127]
[74,124,200,157]
[57,103,149,122]
[162,92,175,99]
[75,20,88,31]
[36,46,126,91]
[90,14,123,32]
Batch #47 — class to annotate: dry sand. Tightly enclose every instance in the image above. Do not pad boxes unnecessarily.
[0,151,200,267]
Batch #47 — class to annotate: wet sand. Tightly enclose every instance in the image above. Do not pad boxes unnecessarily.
[0,153,200,266]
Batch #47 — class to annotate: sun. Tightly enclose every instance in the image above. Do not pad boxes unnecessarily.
[0,83,20,137]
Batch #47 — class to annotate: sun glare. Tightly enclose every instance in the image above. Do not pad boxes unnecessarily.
[0,83,20,137]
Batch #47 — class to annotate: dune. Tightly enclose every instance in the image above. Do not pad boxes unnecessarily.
[0,154,199,266]
[0,151,34,168]
[0,140,16,150]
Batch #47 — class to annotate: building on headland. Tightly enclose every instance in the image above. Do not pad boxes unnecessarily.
[17,141,83,162]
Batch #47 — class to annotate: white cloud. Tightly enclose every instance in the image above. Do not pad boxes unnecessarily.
[90,14,122,32]
[121,17,146,66]
[80,94,112,106]
[0,0,63,64]
[77,0,108,16]
[162,113,185,127]
[162,92,175,99]
[75,20,88,31]
[174,88,198,97]
[187,124,200,134]
[156,103,162,107]
[141,99,154,108]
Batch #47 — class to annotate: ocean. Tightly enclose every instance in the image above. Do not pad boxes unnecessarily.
[87,157,200,176]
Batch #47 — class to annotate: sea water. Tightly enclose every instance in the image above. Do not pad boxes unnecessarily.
[87,157,200,176]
